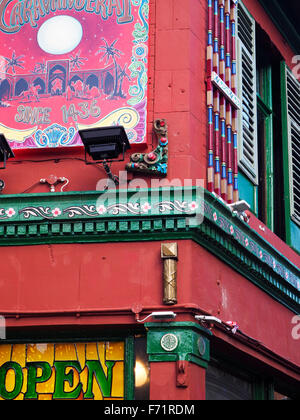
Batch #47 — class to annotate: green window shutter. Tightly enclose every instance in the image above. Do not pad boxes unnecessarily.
[237,2,258,185]
[284,67,300,227]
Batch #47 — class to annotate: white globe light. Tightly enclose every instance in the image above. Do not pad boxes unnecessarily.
[37,16,83,55]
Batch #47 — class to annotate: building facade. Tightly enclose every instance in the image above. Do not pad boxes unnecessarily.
[0,0,299,400]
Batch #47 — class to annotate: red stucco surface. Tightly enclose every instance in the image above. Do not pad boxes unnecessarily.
[1,0,299,398]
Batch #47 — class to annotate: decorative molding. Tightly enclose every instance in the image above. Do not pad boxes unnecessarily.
[126,119,168,176]
[160,333,179,352]
[145,322,211,368]
[1,201,195,221]
[0,187,299,311]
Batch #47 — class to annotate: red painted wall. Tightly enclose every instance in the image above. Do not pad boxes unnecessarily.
[0,0,299,394]
[1,240,299,370]
[149,361,206,400]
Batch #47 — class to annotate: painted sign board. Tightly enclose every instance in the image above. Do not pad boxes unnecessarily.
[211,72,241,109]
[0,0,149,149]
[0,341,125,400]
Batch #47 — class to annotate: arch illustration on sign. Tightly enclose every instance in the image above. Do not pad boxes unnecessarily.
[0,0,149,149]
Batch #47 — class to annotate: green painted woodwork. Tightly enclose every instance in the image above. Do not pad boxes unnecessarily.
[280,62,300,255]
[238,172,258,215]
[253,378,274,401]
[0,187,299,312]
[145,322,211,368]
[239,62,274,231]
[124,336,135,401]
[240,63,274,231]
[259,65,274,232]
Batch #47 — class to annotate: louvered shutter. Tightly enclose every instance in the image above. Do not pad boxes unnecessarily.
[237,2,258,185]
[285,68,300,226]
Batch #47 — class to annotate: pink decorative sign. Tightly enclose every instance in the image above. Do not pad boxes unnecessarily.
[0,0,149,149]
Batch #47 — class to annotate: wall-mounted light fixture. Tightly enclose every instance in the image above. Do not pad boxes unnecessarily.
[137,311,177,323]
[0,134,14,170]
[0,134,14,193]
[78,126,131,184]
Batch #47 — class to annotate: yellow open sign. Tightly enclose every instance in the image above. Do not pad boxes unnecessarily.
[0,342,125,400]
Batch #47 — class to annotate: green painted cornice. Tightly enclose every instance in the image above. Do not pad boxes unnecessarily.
[0,187,299,312]
[145,322,211,367]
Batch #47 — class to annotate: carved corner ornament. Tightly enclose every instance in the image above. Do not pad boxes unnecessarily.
[126,119,168,176]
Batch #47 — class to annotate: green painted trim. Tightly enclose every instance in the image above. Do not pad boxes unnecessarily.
[145,322,211,368]
[280,61,292,246]
[253,378,274,401]
[257,65,274,232]
[238,173,258,216]
[0,187,299,311]
[124,336,135,401]
[253,185,258,216]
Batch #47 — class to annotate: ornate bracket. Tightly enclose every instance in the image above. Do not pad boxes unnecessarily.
[126,119,168,176]
[176,360,189,388]
[146,322,211,367]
